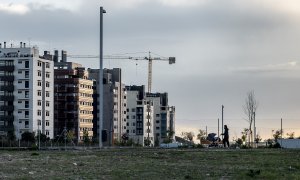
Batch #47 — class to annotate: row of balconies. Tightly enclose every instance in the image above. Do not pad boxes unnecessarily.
[0,105,14,111]
[0,75,14,81]
[0,66,14,72]
[0,95,14,101]
[0,85,14,92]
[0,115,14,121]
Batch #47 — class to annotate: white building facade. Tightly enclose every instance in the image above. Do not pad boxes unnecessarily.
[126,86,154,146]
[0,42,54,139]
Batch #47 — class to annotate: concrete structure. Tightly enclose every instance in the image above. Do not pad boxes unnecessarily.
[278,139,300,149]
[88,68,127,145]
[54,52,93,142]
[0,42,54,139]
[146,93,176,144]
[126,85,154,146]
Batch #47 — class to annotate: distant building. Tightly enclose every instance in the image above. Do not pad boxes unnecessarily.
[54,51,93,142]
[126,85,154,146]
[88,68,127,145]
[146,93,175,144]
[0,42,54,139]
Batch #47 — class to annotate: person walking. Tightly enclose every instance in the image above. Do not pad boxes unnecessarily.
[222,125,229,148]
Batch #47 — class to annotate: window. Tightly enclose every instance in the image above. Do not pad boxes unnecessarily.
[25,121,29,128]
[25,101,29,108]
[37,90,41,96]
[25,71,29,78]
[37,100,41,106]
[46,101,50,107]
[25,61,29,68]
[18,101,22,104]
[156,114,160,117]
[37,71,41,77]
[18,60,22,64]
[46,82,50,87]
[46,130,49,136]
[25,111,29,118]
[46,91,49,97]
[46,73,50,78]
[18,91,22,94]
[18,70,22,74]
[37,61,42,67]
[132,108,135,112]
[132,115,136,119]
[46,63,50,68]
[25,91,29,98]
[18,80,22,84]
[46,121,50,126]
[38,120,41,126]
[25,81,29,88]
[37,110,41,116]
[37,81,42,86]
[46,111,49,116]
[132,122,136,126]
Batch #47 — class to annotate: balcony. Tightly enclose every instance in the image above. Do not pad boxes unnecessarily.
[0,66,14,72]
[0,95,14,101]
[0,115,14,121]
[0,106,14,111]
[0,75,14,81]
[0,85,14,92]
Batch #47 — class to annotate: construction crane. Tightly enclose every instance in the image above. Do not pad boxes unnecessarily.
[68,52,176,93]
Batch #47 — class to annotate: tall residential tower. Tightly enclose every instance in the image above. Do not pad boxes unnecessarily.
[0,42,54,139]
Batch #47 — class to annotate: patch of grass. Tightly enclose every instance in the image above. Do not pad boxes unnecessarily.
[0,149,299,179]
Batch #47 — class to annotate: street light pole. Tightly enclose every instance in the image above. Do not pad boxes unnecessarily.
[99,6,106,148]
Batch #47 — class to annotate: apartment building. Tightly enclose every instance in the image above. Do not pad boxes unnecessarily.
[88,68,127,145]
[126,85,154,146]
[0,42,54,139]
[54,51,93,142]
[146,93,176,144]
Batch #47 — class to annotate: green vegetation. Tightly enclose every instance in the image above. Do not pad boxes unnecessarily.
[0,149,299,179]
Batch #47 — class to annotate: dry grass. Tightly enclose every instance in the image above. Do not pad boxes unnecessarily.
[0,148,299,179]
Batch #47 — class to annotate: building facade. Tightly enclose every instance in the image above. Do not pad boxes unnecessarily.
[88,68,127,145]
[126,85,154,146]
[54,52,93,142]
[0,42,54,139]
[146,93,176,144]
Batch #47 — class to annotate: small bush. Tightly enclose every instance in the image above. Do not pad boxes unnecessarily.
[31,152,39,156]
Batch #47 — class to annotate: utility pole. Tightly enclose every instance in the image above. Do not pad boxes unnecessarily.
[281,118,283,148]
[218,118,219,139]
[99,6,106,148]
[205,126,207,137]
[253,111,256,148]
[222,105,224,136]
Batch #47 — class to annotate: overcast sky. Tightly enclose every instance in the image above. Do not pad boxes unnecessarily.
[1,0,300,140]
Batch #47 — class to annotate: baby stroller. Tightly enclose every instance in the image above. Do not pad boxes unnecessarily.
[206,133,220,147]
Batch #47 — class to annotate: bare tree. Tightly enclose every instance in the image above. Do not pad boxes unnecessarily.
[196,129,206,144]
[181,132,195,142]
[243,90,258,147]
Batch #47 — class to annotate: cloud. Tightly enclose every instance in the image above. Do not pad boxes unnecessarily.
[158,0,209,7]
[232,61,299,73]
[0,0,83,15]
[0,3,30,15]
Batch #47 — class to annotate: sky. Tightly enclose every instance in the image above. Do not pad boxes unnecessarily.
[1,0,300,141]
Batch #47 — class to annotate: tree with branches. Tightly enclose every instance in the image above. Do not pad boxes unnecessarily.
[181,132,195,142]
[196,129,206,144]
[243,90,258,147]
